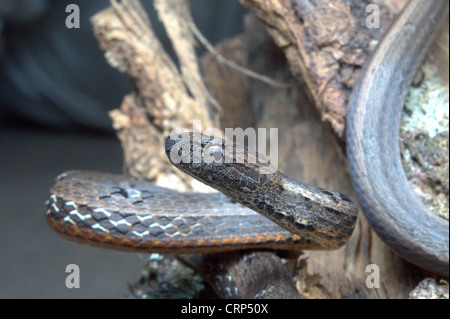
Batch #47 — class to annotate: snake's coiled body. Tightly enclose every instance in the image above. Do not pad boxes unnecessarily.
[45,171,322,253]
[347,0,449,278]
[45,148,358,253]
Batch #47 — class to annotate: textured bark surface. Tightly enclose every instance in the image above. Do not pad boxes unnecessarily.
[91,0,448,298]
[239,0,400,136]
[92,0,214,188]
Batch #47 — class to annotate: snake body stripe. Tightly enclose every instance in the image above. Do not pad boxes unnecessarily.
[347,0,449,277]
[46,170,334,253]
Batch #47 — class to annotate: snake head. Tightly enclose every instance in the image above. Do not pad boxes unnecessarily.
[165,132,280,193]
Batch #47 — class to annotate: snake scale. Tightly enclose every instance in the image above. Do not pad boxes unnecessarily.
[45,0,449,298]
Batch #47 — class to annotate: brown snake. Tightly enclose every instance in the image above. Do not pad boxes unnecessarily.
[45,132,358,254]
[347,0,449,278]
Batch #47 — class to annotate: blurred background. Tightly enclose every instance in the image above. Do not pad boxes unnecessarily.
[0,0,247,298]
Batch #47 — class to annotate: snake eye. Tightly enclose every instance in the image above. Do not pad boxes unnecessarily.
[211,146,223,162]
[203,145,223,164]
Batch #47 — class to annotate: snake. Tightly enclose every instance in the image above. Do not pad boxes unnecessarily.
[45,132,358,254]
[45,0,448,298]
[347,0,449,278]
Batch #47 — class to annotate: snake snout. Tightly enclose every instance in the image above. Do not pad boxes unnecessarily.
[165,133,197,169]
[165,135,181,154]
[165,135,183,167]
